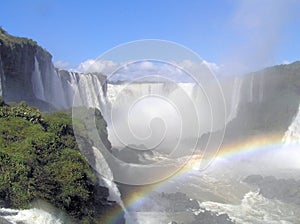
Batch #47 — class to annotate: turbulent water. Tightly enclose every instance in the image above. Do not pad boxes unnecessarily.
[194,103,300,224]
[0,207,65,224]
[201,191,300,224]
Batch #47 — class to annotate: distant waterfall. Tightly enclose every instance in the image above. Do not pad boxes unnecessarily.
[258,74,264,102]
[227,77,243,122]
[31,56,67,108]
[60,72,79,108]
[282,103,300,144]
[77,74,107,110]
[0,55,3,96]
[45,64,67,109]
[31,58,107,113]
[31,57,46,101]
[248,75,254,102]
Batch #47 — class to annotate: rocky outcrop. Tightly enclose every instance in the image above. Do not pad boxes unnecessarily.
[134,191,235,224]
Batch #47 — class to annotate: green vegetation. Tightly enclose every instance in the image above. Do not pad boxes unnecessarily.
[0,99,112,223]
[0,27,37,48]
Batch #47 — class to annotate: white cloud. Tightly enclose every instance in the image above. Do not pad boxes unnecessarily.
[282,60,290,65]
[73,59,119,74]
[54,60,70,69]
[73,58,221,82]
[176,59,221,78]
[74,59,95,72]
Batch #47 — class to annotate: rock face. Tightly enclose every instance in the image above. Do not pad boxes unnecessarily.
[218,62,300,143]
[0,28,37,104]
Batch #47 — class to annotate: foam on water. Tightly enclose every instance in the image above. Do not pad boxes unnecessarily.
[0,208,63,224]
[200,191,300,224]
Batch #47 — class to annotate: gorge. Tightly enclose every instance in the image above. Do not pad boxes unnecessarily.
[1,28,300,223]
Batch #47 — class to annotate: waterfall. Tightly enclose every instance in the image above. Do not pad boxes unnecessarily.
[258,74,264,102]
[92,147,123,203]
[76,74,107,110]
[248,75,254,102]
[92,147,132,222]
[31,57,46,101]
[0,55,3,96]
[31,61,108,112]
[60,72,79,108]
[282,103,300,144]
[31,56,67,109]
[47,66,67,109]
[227,77,243,122]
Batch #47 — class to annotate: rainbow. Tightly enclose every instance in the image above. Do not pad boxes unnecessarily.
[102,133,297,223]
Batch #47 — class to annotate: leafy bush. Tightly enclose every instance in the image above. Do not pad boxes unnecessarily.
[0,101,110,223]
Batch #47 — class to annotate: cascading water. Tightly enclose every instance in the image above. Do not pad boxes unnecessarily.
[92,147,123,204]
[31,56,67,109]
[32,57,46,101]
[283,103,300,144]
[77,74,107,110]
[49,68,67,108]
[61,72,79,108]
[248,75,254,102]
[92,147,133,222]
[227,77,243,122]
[258,74,264,103]
[32,64,108,112]
[0,55,3,96]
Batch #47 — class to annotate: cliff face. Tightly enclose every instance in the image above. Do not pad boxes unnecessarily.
[224,62,300,140]
[0,28,107,112]
[0,28,60,111]
[0,28,36,102]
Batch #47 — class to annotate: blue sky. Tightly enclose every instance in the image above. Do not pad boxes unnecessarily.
[1,0,300,72]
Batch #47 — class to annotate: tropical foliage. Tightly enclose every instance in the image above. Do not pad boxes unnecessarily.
[0,99,111,223]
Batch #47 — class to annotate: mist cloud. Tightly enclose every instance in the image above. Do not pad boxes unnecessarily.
[222,0,299,75]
